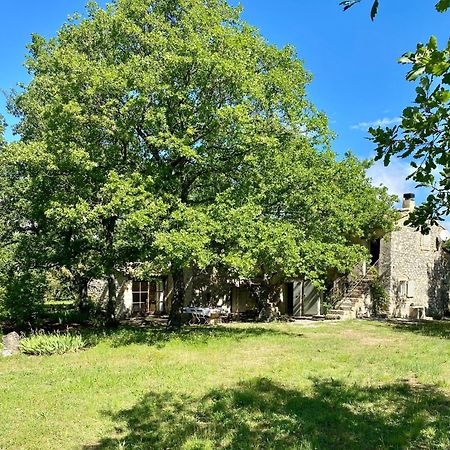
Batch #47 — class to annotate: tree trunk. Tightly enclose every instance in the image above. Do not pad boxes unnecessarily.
[168,268,185,330]
[106,273,118,325]
[251,277,281,322]
[76,277,90,314]
[103,216,118,326]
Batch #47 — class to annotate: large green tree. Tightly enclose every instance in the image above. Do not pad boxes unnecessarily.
[211,140,396,319]
[1,0,396,326]
[4,0,327,323]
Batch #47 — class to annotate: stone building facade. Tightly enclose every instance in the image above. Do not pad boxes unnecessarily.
[89,193,449,320]
[378,194,450,318]
[88,268,322,319]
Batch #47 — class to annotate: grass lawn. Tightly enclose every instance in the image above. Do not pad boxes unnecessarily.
[1,320,450,450]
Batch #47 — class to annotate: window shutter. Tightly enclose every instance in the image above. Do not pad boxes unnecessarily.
[407,280,415,298]
[421,234,431,251]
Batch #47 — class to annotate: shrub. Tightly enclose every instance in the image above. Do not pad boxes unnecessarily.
[19,330,86,355]
[321,302,333,315]
[370,274,389,316]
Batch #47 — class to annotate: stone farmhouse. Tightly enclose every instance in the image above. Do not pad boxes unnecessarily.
[379,193,450,318]
[327,193,450,320]
[89,193,450,320]
[89,270,322,320]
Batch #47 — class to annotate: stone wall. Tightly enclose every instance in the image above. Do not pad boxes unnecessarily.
[88,274,133,318]
[379,209,450,318]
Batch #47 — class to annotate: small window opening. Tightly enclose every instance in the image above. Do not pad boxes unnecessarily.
[398,280,408,298]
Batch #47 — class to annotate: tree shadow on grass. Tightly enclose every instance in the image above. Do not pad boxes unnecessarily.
[81,324,302,349]
[388,320,450,339]
[85,378,450,450]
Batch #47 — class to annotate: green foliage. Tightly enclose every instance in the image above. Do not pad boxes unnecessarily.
[0,0,397,326]
[339,0,379,20]
[371,33,450,230]
[443,239,450,251]
[213,148,397,286]
[0,270,47,329]
[19,330,86,355]
[436,0,450,12]
[0,115,5,148]
[342,2,450,229]
[41,301,93,326]
[44,269,78,304]
[321,301,333,315]
[4,0,327,283]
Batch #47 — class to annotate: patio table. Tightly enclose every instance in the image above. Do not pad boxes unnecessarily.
[182,307,222,324]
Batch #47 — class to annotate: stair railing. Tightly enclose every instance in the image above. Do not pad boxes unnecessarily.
[329,260,379,309]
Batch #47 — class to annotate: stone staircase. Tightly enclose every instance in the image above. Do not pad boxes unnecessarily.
[325,269,376,320]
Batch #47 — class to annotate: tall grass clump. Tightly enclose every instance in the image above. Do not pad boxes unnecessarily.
[19,330,86,355]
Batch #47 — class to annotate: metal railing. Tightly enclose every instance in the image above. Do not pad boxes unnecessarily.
[329,260,379,309]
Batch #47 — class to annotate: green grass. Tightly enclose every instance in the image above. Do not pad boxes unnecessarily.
[1,320,450,449]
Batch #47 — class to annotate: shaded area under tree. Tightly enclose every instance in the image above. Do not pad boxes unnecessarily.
[79,323,302,349]
[389,318,450,339]
[86,377,450,450]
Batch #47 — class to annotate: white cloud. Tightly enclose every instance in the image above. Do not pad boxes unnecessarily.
[367,159,415,202]
[350,117,401,131]
[367,159,450,228]
[440,219,450,232]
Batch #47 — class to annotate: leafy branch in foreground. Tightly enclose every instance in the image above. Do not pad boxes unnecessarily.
[339,0,378,20]
[341,1,450,230]
[370,35,450,230]
[340,0,450,20]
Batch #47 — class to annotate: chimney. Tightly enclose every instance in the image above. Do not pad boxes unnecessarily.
[402,193,415,211]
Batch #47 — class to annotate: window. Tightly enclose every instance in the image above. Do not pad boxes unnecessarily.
[398,280,414,298]
[407,280,415,298]
[132,281,158,314]
[132,281,149,313]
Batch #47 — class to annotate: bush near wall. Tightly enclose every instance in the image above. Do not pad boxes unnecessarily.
[370,273,389,316]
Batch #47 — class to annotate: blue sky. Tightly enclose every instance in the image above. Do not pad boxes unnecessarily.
[1,0,449,201]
